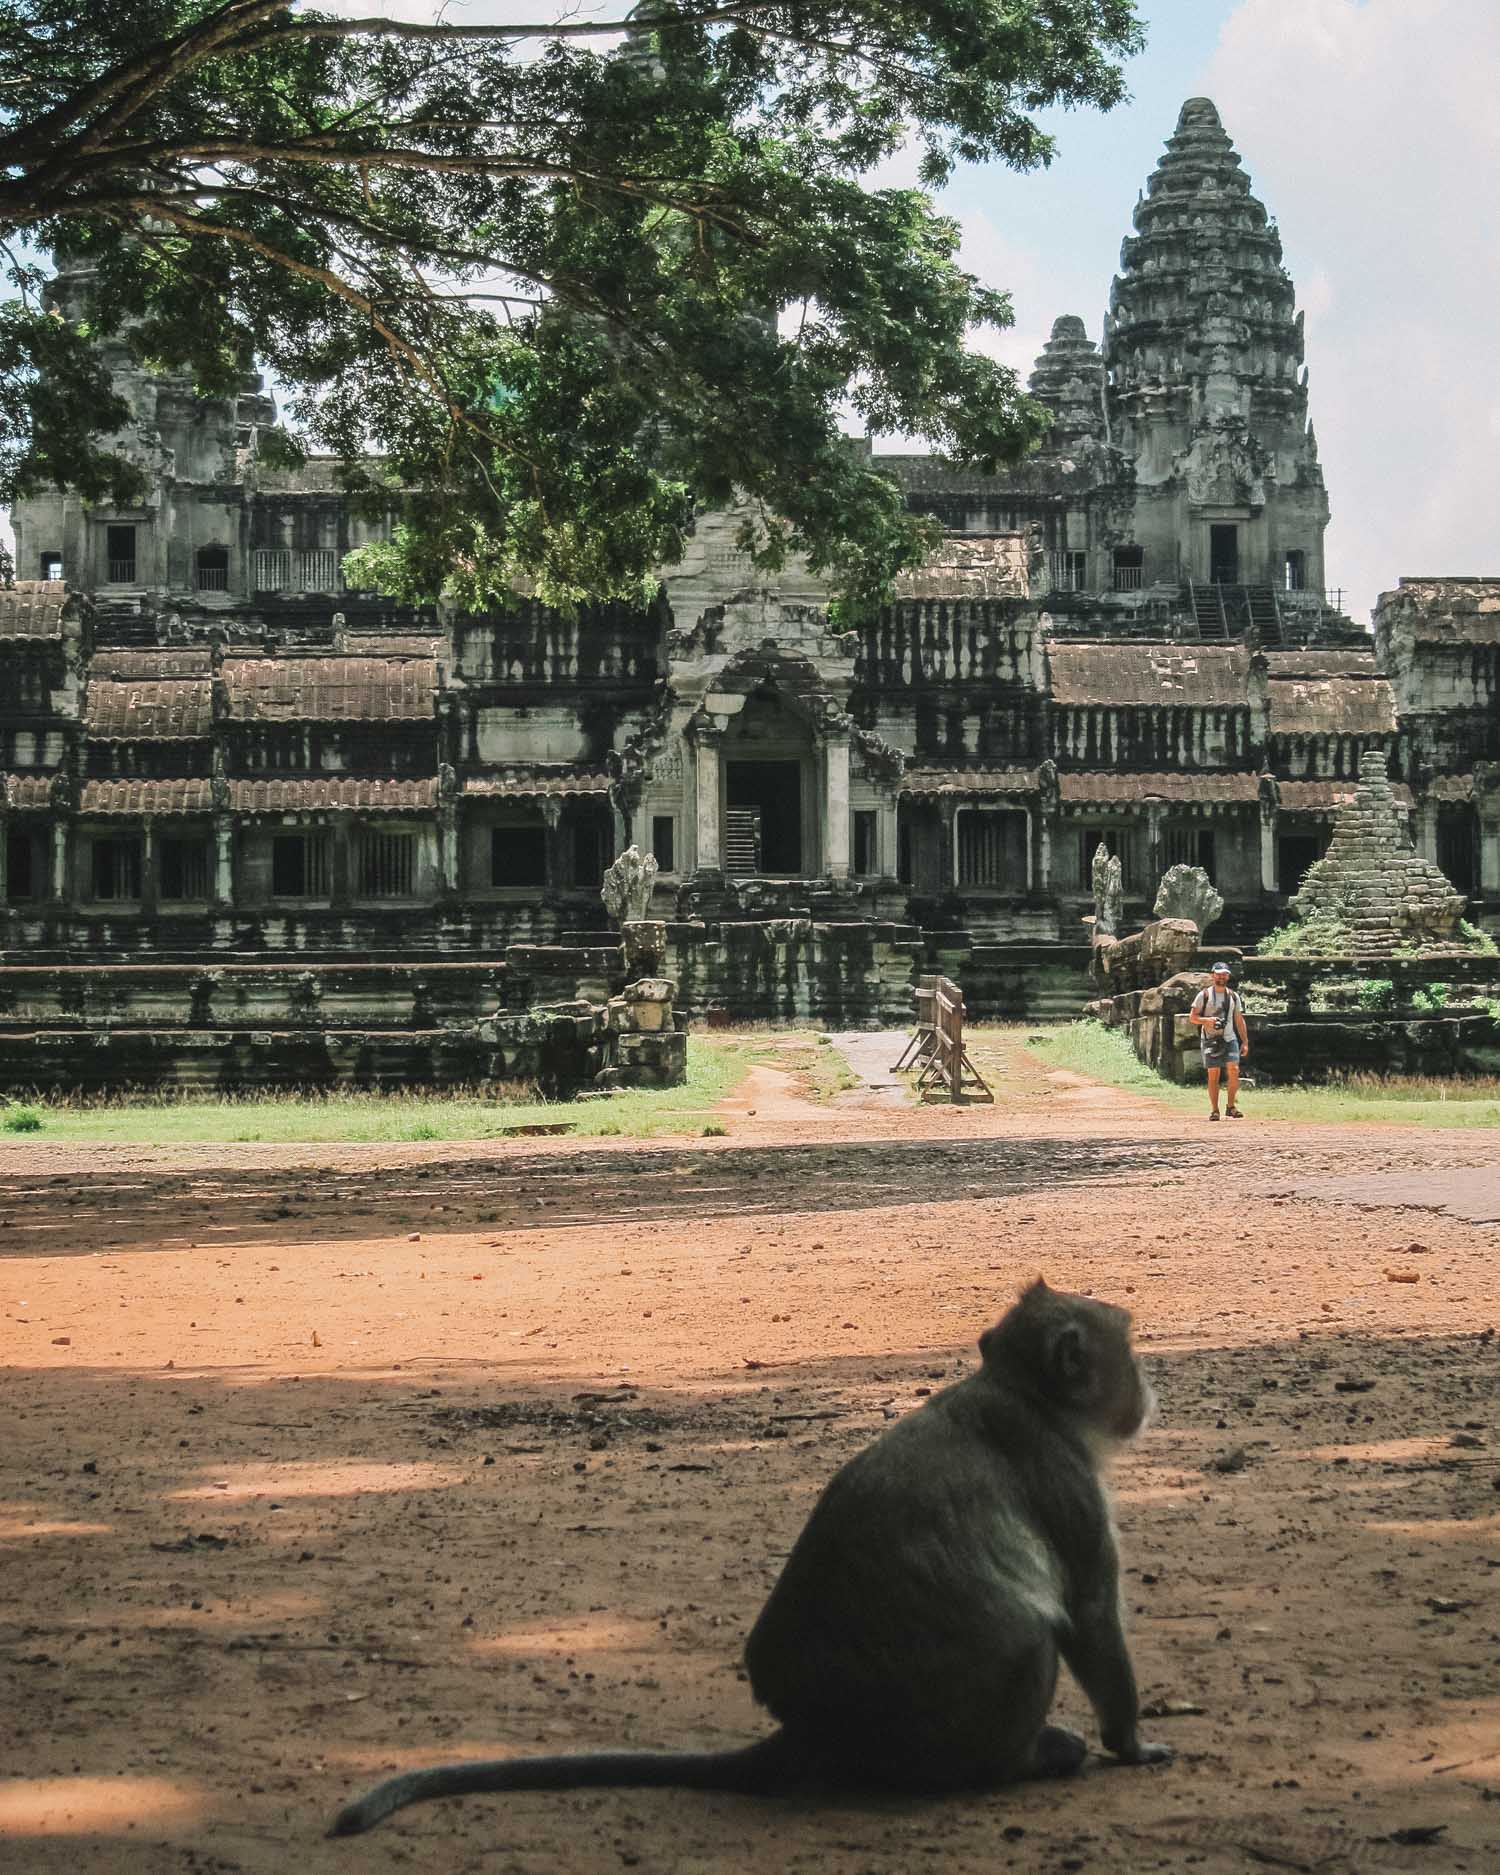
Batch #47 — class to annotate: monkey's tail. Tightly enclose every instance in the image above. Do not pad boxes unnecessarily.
[328,1731,794,1837]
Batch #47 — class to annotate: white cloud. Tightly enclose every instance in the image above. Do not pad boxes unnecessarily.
[1204,0,1500,619]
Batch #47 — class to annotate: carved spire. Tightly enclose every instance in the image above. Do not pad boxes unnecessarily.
[1104,97,1316,462]
[1027,315,1106,451]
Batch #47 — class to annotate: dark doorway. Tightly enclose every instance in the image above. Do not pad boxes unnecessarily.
[491,823,547,888]
[1278,833,1321,897]
[570,812,609,889]
[1209,525,1239,585]
[105,523,137,584]
[1437,809,1476,896]
[727,760,802,874]
[7,830,37,900]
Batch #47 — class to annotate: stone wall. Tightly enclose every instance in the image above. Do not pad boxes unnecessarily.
[1091,948,1500,1085]
[0,953,685,1095]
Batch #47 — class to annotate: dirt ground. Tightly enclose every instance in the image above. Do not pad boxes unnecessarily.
[2,1032,1498,1874]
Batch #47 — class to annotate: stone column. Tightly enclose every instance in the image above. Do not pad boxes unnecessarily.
[214,816,234,906]
[611,800,629,867]
[1481,814,1500,897]
[140,819,159,919]
[0,810,8,907]
[1145,802,1166,894]
[331,822,352,908]
[1258,774,1279,895]
[878,802,899,881]
[938,797,958,887]
[541,796,565,888]
[1024,807,1036,891]
[438,805,460,897]
[823,735,851,879]
[1415,798,1439,865]
[1260,809,1277,893]
[51,819,70,902]
[693,728,721,872]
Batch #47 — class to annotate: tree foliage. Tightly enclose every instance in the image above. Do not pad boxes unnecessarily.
[0,0,1143,612]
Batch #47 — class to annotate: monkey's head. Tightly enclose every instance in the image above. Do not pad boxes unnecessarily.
[979,1279,1153,1443]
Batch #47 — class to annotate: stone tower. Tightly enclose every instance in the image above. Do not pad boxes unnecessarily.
[1102,97,1330,597]
[1027,315,1107,462]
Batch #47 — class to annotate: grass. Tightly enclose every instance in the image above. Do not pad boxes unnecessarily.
[1027,1022,1500,1129]
[0,1037,756,1146]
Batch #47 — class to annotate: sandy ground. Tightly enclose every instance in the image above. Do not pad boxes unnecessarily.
[2,1032,1498,1875]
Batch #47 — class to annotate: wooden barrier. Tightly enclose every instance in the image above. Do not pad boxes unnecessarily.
[897,974,993,1103]
[890,973,939,1072]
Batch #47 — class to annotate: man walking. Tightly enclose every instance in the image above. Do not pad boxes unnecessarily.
[1189,961,1249,1121]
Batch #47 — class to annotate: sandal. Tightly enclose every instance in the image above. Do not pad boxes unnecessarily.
[1208,1110,1221,1121]
[1225,1106,1244,1119]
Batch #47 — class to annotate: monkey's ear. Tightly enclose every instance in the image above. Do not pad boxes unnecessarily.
[1021,1276,1050,1301]
[1049,1320,1089,1389]
[978,1323,1000,1364]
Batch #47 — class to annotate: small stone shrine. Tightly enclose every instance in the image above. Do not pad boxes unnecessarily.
[1283,750,1469,954]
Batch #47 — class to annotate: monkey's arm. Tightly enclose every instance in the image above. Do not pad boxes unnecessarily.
[1058,1548,1172,1767]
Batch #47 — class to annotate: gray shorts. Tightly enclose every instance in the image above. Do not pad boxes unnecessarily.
[1202,1036,1241,1067]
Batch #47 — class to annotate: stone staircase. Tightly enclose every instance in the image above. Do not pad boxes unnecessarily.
[1184,581,1284,642]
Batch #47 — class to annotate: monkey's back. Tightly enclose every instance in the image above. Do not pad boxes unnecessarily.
[745,1374,1095,1784]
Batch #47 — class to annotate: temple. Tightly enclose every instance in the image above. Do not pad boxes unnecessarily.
[4,99,1495,1000]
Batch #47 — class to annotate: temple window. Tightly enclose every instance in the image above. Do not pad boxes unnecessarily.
[853,810,878,877]
[160,836,211,902]
[1283,550,1307,591]
[91,834,143,901]
[1052,550,1088,592]
[651,814,675,874]
[1165,825,1216,883]
[957,808,1026,888]
[40,551,62,582]
[196,545,230,592]
[1111,545,1145,591]
[272,832,331,898]
[355,829,414,898]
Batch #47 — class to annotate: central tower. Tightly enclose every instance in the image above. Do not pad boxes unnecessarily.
[1102,96,1329,597]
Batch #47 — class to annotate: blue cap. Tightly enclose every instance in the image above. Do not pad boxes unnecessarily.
[1210,961,1231,974]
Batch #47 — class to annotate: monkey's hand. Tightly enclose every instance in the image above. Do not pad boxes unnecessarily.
[1104,1735,1174,1767]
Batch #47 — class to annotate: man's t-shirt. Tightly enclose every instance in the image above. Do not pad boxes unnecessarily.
[1191,986,1242,1051]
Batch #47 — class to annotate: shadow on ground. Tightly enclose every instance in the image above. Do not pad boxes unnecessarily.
[2,1329,1496,1873]
[0,1135,1208,1259]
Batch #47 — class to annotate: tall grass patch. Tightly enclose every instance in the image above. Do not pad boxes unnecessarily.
[0,1039,755,1146]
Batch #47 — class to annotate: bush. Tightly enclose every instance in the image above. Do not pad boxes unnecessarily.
[1256,916,1346,958]
[1412,983,1450,1013]
[1459,920,1499,956]
[1355,978,1397,1012]
[2,1103,43,1133]
[701,1121,728,1137]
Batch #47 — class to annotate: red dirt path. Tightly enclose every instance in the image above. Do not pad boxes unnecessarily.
[2,1035,1498,1873]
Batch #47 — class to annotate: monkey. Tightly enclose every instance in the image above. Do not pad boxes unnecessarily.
[329,1279,1171,1837]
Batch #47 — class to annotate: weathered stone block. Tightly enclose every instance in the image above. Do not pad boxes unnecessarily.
[626,977,676,1003]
